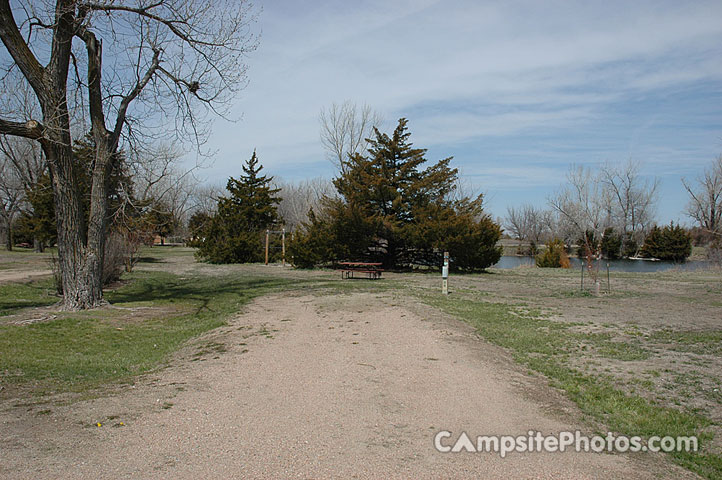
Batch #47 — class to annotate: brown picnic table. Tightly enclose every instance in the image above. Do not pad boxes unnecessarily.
[338,262,384,280]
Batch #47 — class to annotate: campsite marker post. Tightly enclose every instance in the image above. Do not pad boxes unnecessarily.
[442,251,449,295]
[282,228,286,267]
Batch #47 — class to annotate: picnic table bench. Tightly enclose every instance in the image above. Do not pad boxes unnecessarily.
[338,262,384,280]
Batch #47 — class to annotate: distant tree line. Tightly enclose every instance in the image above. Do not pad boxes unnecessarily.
[503,157,722,270]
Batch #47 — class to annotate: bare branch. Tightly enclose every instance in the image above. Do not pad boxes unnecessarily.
[0,0,45,98]
[683,155,722,238]
[320,101,383,174]
[0,117,43,139]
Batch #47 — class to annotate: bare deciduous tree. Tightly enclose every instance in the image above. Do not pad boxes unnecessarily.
[0,149,24,249]
[189,182,223,217]
[683,155,722,241]
[549,165,607,292]
[275,177,334,231]
[505,204,553,254]
[319,101,382,174]
[504,205,527,245]
[550,166,606,240]
[0,0,257,309]
[127,143,196,231]
[600,160,658,253]
[0,134,45,190]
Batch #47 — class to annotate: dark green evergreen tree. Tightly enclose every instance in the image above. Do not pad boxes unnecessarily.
[143,202,178,245]
[287,208,336,268]
[187,211,212,247]
[576,229,599,258]
[14,136,133,251]
[290,118,502,270]
[196,151,281,263]
[601,227,622,260]
[621,232,638,258]
[640,223,692,262]
[14,173,57,250]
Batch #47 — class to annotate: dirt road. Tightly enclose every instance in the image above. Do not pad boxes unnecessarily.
[0,269,52,284]
[1,292,692,479]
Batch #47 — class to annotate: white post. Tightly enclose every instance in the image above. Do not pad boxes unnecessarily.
[442,251,449,295]
[282,228,286,267]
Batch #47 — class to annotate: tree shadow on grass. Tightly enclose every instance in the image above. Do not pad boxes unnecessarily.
[106,274,304,317]
[0,281,59,317]
[135,256,165,264]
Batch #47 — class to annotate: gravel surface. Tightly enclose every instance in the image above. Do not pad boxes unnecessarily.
[1,292,693,479]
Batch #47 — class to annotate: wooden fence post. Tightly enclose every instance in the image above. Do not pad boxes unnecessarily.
[265,229,269,265]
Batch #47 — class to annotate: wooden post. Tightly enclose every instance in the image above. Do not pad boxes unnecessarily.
[442,251,449,295]
[282,228,286,267]
[265,229,269,265]
[607,262,610,293]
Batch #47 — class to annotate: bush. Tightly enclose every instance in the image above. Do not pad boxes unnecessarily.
[640,223,692,262]
[287,211,334,268]
[536,239,571,268]
[103,233,127,285]
[707,240,722,266]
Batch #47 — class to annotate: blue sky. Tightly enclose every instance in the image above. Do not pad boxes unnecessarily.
[199,0,722,225]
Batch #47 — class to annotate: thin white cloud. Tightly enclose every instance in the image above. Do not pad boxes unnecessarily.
[198,0,722,224]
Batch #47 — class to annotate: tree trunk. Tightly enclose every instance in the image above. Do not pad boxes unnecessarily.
[0,0,110,310]
[47,142,105,310]
[3,219,11,250]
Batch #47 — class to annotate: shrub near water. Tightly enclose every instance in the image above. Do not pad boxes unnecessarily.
[536,239,571,268]
[640,222,692,262]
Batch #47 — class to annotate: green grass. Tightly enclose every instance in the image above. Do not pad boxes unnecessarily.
[0,270,303,393]
[2,248,719,477]
[420,292,720,479]
[0,255,392,395]
[0,279,59,315]
[649,329,722,356]
[594,338,651,361]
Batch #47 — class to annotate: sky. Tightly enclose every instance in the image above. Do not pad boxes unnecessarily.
[198,0,722,225]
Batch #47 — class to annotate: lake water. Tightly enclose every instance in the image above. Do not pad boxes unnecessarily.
[493,255,714,273]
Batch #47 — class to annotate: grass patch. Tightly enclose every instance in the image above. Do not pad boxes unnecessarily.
[0,270,303,394]
[595,339,651,361]
[0,279,59,316]
[649,329,722,356]
[420,292,720,479]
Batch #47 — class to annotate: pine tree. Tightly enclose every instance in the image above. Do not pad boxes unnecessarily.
[196,151,281,263]
[14,173,57,250]
[14,136,133,251]
[290,118,502,270]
